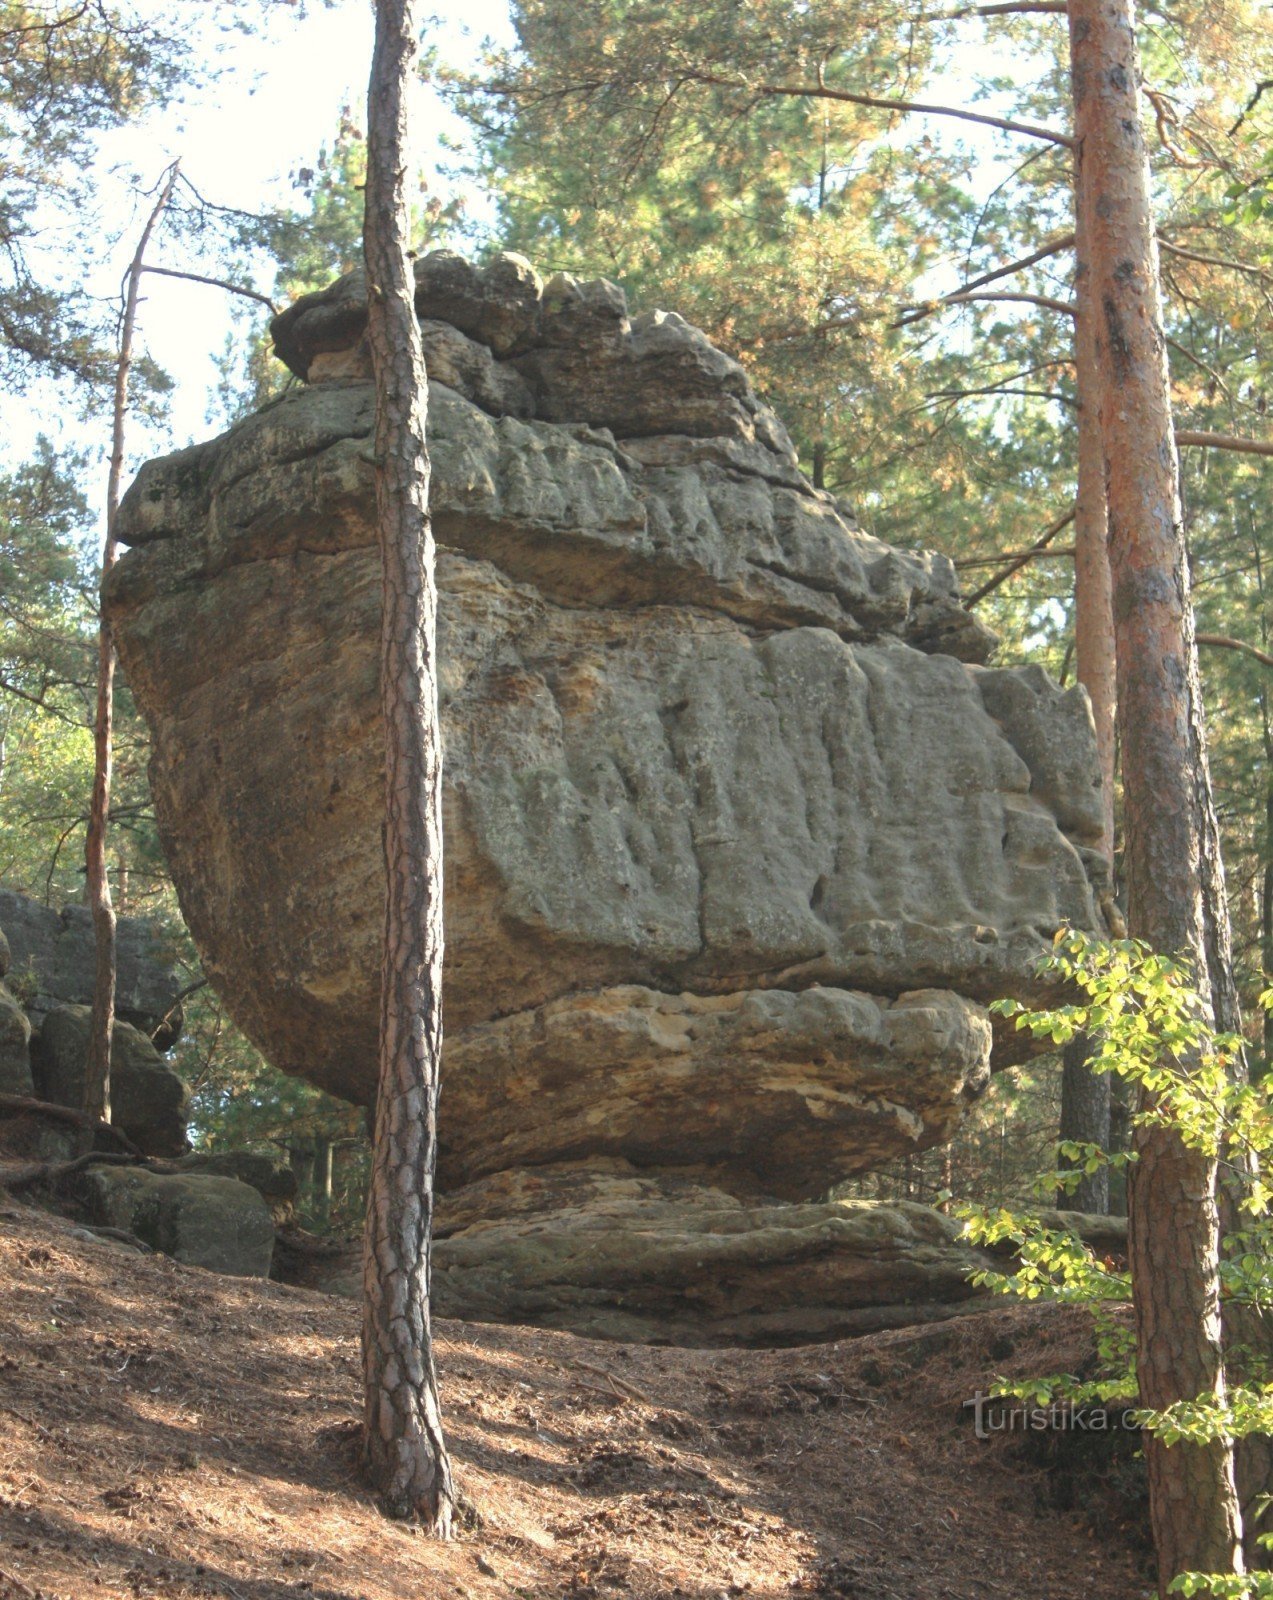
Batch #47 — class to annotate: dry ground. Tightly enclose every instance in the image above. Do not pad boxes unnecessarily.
[0,1202,1148,1600]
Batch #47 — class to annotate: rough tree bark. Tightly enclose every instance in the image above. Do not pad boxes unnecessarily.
[359,0,454,1532]
[83,161,180,1129]
[1068,0,1244,1586]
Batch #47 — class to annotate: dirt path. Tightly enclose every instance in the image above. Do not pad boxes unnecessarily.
[0,1203,1147,1600]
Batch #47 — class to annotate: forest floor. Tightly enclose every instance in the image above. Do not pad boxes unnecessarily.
[0,1201,1149,1600]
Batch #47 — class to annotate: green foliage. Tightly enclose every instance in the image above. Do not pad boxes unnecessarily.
[973,931,1273,1596]
[0,1,188,388]
[959,1203,1136,1409]
[996,930,1273,1198]
[212,110,464,425]
[174,980,368,1233]
[1170,1577,1273,1598]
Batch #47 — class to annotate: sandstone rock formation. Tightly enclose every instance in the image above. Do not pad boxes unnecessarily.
[177,1150,298,1225]
[82,1166,274,1277]
[39,1004,189,1158]
[105,252,1108,1340]
[434,1168,1001,1346]
[0,888,183,1043]
[0,891,187,1125]
[0,985,33,1097]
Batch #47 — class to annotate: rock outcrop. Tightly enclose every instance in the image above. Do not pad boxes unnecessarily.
[433,1168,1000,1346]
[82,1166,275,1277]
[38,1004,189,1158]
[177,1150,298,1225]
[0,892,188,1139]
[0,986,33,1097]
[104,252,1108,1340]
[0,888,184,1043]
[0,926,33,1096]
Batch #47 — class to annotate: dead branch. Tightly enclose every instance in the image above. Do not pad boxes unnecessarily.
[141,265,277,314]
[1145,88,1203,169]
[562,1359,655,1407]
[0,1561,40,1600]
[964,507,1076,606]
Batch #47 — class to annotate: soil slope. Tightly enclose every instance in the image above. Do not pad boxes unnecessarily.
[0,1204,1146,1600]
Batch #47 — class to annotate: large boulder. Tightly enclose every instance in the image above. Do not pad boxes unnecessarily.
[38,1005,189,1156]
[82,1166,274,1277]
[437,985,993,1198]
[177,1149,298,1223]
[104,254,1109,1340]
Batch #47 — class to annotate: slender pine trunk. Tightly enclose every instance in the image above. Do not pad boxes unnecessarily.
[1056,157,1116,1217]
[84,161,180,1129]
[359,0,454,1532]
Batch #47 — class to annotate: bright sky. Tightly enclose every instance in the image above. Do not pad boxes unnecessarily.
[3,0,1038,508]
[4,0,514,475]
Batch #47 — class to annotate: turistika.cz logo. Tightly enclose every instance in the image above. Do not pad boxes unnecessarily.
[963,1390,1141,1440]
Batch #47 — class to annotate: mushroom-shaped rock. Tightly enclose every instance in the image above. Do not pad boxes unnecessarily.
[104,257,1108,1342]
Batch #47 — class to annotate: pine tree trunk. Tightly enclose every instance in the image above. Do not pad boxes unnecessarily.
[1056,163,1116,1216]
[1057,1032,1110,1213]
[1264,760,1273,1073]
[1068,0,1243,1587]
[84,161,180,1130]
[359,0,454,1533]
[1071,180,1117,860]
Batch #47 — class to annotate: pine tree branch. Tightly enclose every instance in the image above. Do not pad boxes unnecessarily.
[954,544,1075,567]
[1157,237,1273,284]
[895,289,1074,327]
[140,266,277,314]
[924,1,1067,15]
[958,232,1077,290]
[1175,431,1273,458]
[928,384,1077,407]
[881,234,1076,333]
[1197,633,1273,670]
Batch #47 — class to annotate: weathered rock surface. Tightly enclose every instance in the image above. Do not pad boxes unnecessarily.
[82,1166,274,1277]
[435,1167,1000,1346]
[105,254,1108,1341]
[39,1005,189,1157]
[438,985,992,1198]
[177,1150,298,1223]
[106,380,1100,1107]
[0,888,183,1041]
[0,982,33,1096]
